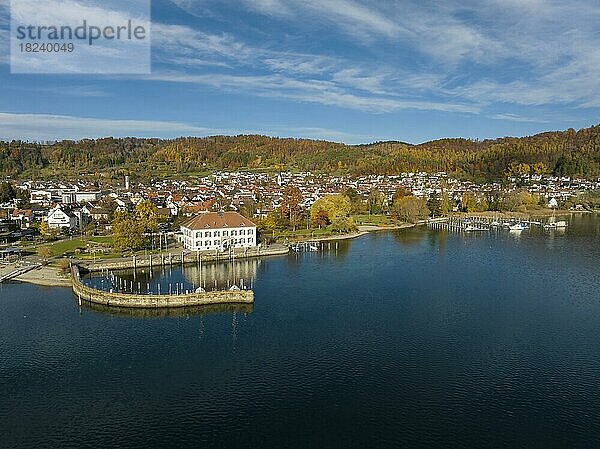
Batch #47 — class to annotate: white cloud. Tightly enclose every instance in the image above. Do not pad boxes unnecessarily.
[9,0,150,74]
[0,112,219,141]
[147,71,478,114]
[0,112,373,143]
[489,113,549,124]
[243,0,402,39]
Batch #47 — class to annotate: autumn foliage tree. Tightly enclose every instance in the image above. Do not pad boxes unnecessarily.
[392,196,430,223]
[280,186,303,230]
[112,211,146,252]
[310,194,352,228]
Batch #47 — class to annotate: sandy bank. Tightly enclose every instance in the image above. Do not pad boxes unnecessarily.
[14,266,72,287]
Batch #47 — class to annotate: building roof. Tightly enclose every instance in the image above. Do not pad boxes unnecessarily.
[12,209,33,218]
[182,211,256,230]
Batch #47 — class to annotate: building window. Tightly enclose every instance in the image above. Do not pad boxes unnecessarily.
[205,231,212,237]
[240,229,245,235]
[232,230,237,236]
[214,240,219,246]
[223,231,228,236]
[214,231,220,236]
[248,229,254,235]
[240,238,245,244]
[205,241,210,247]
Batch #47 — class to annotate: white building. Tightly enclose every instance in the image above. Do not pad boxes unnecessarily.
[47,205,90,230]
[181,211,257,251]
[62,191,101,204]
[30,190,52,204]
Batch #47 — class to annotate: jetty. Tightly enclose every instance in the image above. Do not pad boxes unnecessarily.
[427,216,555,233]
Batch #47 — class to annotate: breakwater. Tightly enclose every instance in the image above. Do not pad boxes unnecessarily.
[71,265,253,309]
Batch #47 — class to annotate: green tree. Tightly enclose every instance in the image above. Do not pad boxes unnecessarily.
[461,192,477,213]
[134,200,158,233]
[392,186,412,203]
[440,191,451,216]
[427,191,441,217]
[367,188,384,215]
[310,195,352,226]
[112,211,146,252]
[393,196,430,223]
[37,246,52,262]
[0,182,16,203]
[330,216,357,233]
[345,187,366,214]
[58,259,71,276]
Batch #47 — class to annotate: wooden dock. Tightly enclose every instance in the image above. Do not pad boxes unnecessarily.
[427,216,548,233]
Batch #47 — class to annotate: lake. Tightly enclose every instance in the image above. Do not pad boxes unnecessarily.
[1,214,600,448]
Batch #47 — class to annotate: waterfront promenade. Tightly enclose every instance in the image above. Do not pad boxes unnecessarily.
[79,244,290,272]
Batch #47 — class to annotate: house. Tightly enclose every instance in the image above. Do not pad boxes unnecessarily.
[47,205,90,230]
[180,211,257,251]
[11,209,34,228]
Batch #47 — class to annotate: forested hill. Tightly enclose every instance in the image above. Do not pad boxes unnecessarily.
[1,125,599,181]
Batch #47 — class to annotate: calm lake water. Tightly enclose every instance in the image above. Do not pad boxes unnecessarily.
[2,214,600,448]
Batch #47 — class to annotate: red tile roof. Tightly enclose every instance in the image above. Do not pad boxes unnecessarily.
[182,212,256,230]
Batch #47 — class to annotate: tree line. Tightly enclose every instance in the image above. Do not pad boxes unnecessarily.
[1,125,599,180]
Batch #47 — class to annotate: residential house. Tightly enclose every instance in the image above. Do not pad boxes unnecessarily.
[47,205,91,230]
[11,209,34,228]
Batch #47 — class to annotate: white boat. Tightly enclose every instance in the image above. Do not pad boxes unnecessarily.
[465,225,487,231]
[509,223,528,231]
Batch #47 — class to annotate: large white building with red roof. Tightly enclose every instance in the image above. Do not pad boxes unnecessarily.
[180,211,257,251]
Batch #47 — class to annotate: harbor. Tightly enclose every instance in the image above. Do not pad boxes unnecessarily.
[427,215,569,233]
[71,264,254,309]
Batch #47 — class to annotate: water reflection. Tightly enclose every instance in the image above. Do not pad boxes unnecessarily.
[75,296,253,318]
[392,228,429,246]
[83,258,260,294]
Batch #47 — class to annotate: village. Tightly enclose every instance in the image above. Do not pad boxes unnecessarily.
[2,171,598,242]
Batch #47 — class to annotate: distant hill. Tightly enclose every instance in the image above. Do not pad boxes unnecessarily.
[1,125,599,181]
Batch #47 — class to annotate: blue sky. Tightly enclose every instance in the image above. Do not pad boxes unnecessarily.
[0,0,599,144]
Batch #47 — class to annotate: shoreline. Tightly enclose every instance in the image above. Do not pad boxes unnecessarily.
[13,212,581,289]
[287,222,416,243]
[13,266,72,287]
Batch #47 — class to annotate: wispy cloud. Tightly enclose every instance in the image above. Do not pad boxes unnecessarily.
[151,22,477,113]
[34,85,110,97]
[242,0,403,39]
[489,113,549,124]
[0,112,219,141]
[0,112,373,143]
[146,71,478,113]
